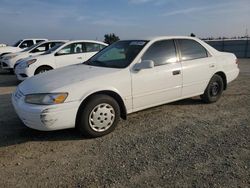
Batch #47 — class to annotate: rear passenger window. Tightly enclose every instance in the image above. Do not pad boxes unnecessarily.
[178,39,208,61]
[84,43,102,52]
[142,40,177,66]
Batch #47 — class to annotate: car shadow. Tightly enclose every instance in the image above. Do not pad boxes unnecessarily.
[0,93,205,148]
[0,71,20,87]
[169,97,204,105]
[0,69,13,75]
[0,93,85,148]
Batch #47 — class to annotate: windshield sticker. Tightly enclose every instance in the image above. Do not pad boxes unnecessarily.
[129,41,146,46]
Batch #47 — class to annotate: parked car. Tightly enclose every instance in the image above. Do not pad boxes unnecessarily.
[12,36,239,137]
[0,38,48,57]
[1,40,66,71]
[15,40,108,80]
[0,43,6,47]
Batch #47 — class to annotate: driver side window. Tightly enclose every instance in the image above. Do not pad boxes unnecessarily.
[32,44,46,53]
[20,40,34,49]
[142,40,177,66]
[57,43,83,55]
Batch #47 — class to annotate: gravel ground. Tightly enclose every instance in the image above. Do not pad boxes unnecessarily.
[0,59,249,187]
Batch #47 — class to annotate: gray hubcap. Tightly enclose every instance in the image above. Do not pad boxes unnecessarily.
[211,82,220,96]
[38,69,47,74]
[89,103,115,132]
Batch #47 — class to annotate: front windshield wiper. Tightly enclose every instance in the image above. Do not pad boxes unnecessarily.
[84,60,104,66]
[83,59,91,65]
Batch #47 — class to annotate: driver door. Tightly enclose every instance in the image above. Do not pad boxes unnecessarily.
[55,42,85,68]
[131,40,182,111]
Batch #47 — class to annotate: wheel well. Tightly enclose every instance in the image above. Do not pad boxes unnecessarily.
[35,65,53,74]
[77,90,127,121]
[0,52,11,57]
[215,71,227,90]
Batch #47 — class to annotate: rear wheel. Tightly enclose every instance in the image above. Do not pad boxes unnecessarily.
[201,74,224,103]
[77,94,120,137]
[35,66,52,75]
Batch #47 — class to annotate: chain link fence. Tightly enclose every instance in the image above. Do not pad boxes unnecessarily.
[205,38,250,58]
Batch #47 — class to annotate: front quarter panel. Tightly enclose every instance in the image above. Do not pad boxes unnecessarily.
[55,68,133,113]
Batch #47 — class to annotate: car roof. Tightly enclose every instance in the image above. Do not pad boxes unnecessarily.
[40,40,68,43]
[65,40,108,46]
[22,38,48,40]
[123,36,202,42]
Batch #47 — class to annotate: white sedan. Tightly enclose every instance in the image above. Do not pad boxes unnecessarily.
[15,40,108,80]
[1,40,66,71]
[12,36,239,137]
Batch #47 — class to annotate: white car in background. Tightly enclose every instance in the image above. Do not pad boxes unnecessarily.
[12,36,239,137]
[1,40,66,71]
[0,43,6,47]
[15,40,107,80]
[0,38,47,57]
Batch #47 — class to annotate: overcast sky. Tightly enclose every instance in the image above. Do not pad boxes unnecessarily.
[0,0,249,44]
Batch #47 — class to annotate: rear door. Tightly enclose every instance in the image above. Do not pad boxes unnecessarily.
[176,39,215,98]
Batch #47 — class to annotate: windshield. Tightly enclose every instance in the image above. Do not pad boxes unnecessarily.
[13,40,22,47]
[42,43,65,55]
[84,40,148,68]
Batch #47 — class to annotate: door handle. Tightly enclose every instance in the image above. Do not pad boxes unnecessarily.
[77,57,83,59]
[172,70,181,75]
[209,64,215,68]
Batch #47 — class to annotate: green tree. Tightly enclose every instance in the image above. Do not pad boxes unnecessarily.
[104,33,120,45]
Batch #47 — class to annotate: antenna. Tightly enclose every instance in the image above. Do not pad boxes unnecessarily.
[245,27,248,38]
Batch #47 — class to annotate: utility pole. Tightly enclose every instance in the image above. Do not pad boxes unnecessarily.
[245,27,248,38]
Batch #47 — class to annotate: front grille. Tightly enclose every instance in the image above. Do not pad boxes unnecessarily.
[1,62,8,67]
[20,74,27,77]
[14,88,24,100]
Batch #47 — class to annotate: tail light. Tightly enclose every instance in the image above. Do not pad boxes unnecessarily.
[235,59,239,64]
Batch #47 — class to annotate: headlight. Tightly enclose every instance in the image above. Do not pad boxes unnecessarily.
[26,59,37,67]
[25,93,68,105]
[5,54,18,60]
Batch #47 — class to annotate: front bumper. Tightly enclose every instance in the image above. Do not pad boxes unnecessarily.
[15,67,34,81]
[12,89,80,131]
[0,59,15,70]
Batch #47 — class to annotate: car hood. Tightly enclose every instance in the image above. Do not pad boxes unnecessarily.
[0,46,20,53]
[18,64,122,95]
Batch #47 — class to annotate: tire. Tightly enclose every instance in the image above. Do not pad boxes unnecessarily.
[201,74,224,103]
[35,66,52,75]
[77,94,120,137]
[9,69,14,74]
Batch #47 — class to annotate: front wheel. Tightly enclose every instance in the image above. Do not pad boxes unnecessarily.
[201,74,224,103]
[35,66,52,75]
[77,94,120,137]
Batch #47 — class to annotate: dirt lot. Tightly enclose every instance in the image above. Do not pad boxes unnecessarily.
[0,59,249,187]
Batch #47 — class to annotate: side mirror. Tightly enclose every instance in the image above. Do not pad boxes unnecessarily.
[55,51,64,56]
[134,60,154,71]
